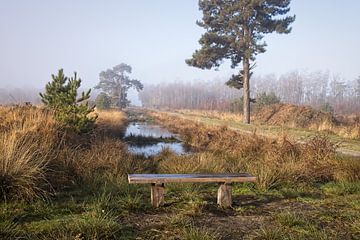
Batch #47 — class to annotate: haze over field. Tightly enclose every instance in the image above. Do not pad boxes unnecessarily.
[1,1,360,239]
[1,0,360,92]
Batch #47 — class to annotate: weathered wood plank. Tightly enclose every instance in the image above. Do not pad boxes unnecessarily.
[151,183,165,207]
[217,183,232,207]
[128,173,256,184]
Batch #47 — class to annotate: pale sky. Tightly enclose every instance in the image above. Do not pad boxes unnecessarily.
[0,0,359,89]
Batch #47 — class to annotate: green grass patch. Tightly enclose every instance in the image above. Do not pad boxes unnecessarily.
[250,227,289,240]
[181,226,217,240]
[274,211,309,228]
[321,182,360,196]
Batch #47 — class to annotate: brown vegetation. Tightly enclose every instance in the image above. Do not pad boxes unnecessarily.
[0,106,153,201]
[1,106,359,239]
[150,111,360,190]
[95,109,127,137]
[176,104,360,139]
[254,104,360,139]
[254,103,336,128]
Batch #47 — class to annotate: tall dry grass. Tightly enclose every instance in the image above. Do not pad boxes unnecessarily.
[176,109,244,122]
[0,106,152,201]
[176,107,360,139]
[0,106,58,200]
[151,111,359,190]
[95,109,127,137]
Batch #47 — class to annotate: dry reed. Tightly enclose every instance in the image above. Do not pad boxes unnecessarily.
[0,106,151,201]
[150,111,359,190]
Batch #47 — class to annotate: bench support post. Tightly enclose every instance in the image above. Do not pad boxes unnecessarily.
[151,183,165,207]
[217,183,232,207]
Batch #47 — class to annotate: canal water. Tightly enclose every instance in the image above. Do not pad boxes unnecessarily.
[124,122,188,157]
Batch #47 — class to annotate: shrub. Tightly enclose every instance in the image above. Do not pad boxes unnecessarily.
[40,69,97,134]
[95,92,112,110]
[254,92,281,110]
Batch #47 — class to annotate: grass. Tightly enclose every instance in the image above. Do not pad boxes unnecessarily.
[321,182,360,196]
[150,111,360,190]
[123,134,180,146]
[96,109,127,137]
[274,211,309,228]
[250,227,289,240]
[181,226,216,240]
[0,106,58,201]
[163,109,360,153]
[0,106,359,239]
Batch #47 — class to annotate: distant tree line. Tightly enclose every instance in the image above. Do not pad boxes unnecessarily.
[139,79,239,111]
[139,71,360,115]
[253,71,360,114]
[0,88,42,105]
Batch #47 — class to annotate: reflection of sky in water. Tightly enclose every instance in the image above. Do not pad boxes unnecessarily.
[124,123,174,138]
[124,122,187,157]
[128,142,186,157]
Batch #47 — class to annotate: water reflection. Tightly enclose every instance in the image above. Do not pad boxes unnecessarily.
[125,122,175,138]
[124,122,188,157]
[128,142,185,157]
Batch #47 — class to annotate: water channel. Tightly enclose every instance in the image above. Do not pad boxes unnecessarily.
[123,122,189,157]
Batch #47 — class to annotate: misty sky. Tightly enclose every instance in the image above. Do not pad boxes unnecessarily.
[1,0,360,90]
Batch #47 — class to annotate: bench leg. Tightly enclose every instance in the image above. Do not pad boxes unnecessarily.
[151,183,165,207]
[217,183,232,208]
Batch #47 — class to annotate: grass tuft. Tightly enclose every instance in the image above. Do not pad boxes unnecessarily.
[181,226,216,240]
[250,227,288,240]
[274,211,308,228]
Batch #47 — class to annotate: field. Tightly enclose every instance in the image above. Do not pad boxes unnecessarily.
[1,106,360,240]
[165,108,360,155]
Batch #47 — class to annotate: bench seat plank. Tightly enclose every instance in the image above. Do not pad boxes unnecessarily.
[128,173,256,184]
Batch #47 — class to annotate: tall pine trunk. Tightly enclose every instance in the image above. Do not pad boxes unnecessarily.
[243,57,250,124]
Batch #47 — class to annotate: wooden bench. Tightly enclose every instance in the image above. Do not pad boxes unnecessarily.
[128,173,256,207]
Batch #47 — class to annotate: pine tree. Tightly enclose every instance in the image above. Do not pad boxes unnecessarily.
[95,63,143,109]
[186,0,295,123]
[40,69,97,133]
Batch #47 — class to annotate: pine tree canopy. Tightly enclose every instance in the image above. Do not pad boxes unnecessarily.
[95,63,143,108]
[186,0,295,70]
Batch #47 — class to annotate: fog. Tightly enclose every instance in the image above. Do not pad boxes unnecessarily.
[1,0,360,105]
